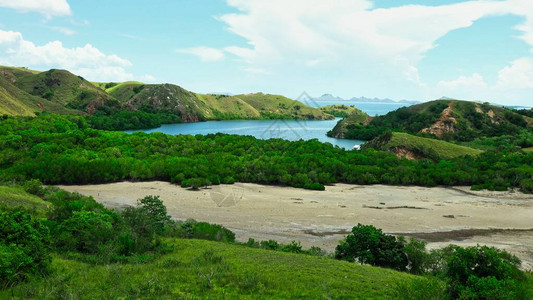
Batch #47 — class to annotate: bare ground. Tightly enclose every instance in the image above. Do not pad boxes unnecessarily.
[58,182,533,270]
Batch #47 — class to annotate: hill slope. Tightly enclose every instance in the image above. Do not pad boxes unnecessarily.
[2,238,421,299]
[1,66,332,122]
[329,99,533,142]
[3,67,114,114]
[326,106,370,138]
[365,132,483,160]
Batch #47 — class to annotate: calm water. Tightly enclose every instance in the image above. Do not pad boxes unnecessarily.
[126,102,405,150]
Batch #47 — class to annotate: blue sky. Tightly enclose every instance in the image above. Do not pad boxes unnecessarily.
[0,0,532,105]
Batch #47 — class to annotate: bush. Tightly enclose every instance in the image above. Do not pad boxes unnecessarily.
[335,224,408,271]
[445,245,525,299]
[401,237,428,275]
[173,219,235,243]
[281,241,303,253]
[55,211,114,253]
[137,195,171,234]
[303,183,325,190]
[0,207,51,287]
[23,179,44,197]
[260,240,280,250]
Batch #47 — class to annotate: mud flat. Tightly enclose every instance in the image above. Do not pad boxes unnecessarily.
[58,182,533,269]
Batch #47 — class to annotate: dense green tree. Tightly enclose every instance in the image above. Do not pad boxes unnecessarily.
[335,224,408,271]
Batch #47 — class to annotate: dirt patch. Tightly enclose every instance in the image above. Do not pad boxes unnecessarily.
[421,100,457,137]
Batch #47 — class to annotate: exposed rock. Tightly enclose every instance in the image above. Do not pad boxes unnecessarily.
[391,146,423,160]
[421,100,457,137]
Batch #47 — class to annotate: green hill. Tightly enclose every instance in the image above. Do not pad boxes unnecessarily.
[0,71,81,116]
[329,99,533,142]
[319,104,359,118]
[0,66,332,122]
[365,132,483,160]
[2,238,422,299]
[5,68,114,114]
[326,106,370,138]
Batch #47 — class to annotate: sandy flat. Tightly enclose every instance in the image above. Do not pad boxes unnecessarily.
[58,182,533,269]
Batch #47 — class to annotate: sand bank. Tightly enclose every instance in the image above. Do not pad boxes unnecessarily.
[58,182,533,269]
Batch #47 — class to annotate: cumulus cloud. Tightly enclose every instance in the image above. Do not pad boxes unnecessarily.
[178,0,532,104]
[0,0,71,17]
[0,30,134,81]
[435,73,489,100]
[216,0,508,78]
[178,46,225,62]
[496,57,533,90]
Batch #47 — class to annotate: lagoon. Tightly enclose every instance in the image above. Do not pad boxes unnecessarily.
[126,102,404,150]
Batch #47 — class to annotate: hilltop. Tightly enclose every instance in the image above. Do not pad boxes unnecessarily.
[0,66,332,123]
[326,106,370,138]
[329,99,533,142]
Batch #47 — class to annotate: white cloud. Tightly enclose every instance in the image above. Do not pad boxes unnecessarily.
[52,26,76,36]
[217,0,507,77]
[194,0,533,104]
[178,46,225,62]
[140,74,157,83]
[0,0,71,17]
[434,73,489,100]
[496,57,533,90]
[0,30,134,81]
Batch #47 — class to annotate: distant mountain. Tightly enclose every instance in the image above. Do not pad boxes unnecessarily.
[0,66,333,121]
[312,93,419,104]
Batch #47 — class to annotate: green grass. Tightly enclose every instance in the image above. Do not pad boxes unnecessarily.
[2,238,423,299]
[0,186,50,216]
[523,147,533,153]
[319,104,358,118]
[381,132,483,160]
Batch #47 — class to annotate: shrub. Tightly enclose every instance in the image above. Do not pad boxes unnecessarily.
[260,240,280,251]
[335,224,408,271]
[23,179,44,197]
[137,195,171,234]
[0,207,51,287]
[445,245,525,299]
[303,183,326,190]
[55,211,114,253]
[173,219,235,243]
[401,237,428,274]
[281,241,303,253]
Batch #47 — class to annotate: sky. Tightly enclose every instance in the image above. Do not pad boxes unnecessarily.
[0,0,532,106]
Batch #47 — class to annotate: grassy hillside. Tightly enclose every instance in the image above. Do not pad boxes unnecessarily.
[2,238,421,299]
[330,99,533,142]
[365,132,483,160]
[0,186,49,216]
[327,106,370,138]
[0,74,81,116]
[1,66,331,123]
[9,69,114,113]
[319,104,358,118]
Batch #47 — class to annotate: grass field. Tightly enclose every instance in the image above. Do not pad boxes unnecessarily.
[0,186,50,217]
[384,132,483,159]
[1,238,425,299]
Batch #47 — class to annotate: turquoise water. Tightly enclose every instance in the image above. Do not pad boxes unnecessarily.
[126,102,403,150]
